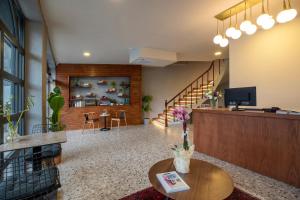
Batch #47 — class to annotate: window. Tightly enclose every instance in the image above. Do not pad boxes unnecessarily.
[0,0,25,144]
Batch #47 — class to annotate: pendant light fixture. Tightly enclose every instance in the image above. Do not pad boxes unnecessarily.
[276,0,298,23]
[240,1,252,32]
[220,21,229,47]
[213,20,223,44]
[226,10,236,38]
[231,13,242,39]
[245,6,257,35]
[257,0,275,30]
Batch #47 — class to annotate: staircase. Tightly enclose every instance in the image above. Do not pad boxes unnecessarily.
[152,59,228,127]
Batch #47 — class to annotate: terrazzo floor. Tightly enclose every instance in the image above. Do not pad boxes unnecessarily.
[57,125,300,200]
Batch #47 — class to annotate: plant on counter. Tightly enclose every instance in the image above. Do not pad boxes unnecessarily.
[204,86,222,108]
[142,95,153,124]
[171,107,194,174]
[0,96,34,143]
[48,87,65,132]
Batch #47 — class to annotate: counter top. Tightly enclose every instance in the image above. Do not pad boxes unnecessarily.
[193,108,300,120]
[0,131,67,153]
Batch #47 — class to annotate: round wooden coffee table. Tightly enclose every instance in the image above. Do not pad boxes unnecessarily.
[148,158,234,200]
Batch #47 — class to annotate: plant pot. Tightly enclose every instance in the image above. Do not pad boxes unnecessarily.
[173,145,194,174]
[144,118,150,125]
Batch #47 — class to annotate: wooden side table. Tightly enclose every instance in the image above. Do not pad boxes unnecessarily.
[148,158,234,200]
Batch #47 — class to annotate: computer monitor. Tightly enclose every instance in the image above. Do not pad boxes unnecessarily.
[224,87,256,111]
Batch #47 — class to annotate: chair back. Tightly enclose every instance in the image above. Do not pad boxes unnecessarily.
[83,113,89,122]
[32,124,50,134]
[118,110,126,119]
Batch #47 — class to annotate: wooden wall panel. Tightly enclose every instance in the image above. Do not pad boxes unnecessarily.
[193,109,300,187]
[56,64,143,130]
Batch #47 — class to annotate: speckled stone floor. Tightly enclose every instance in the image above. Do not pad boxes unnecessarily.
[57,125,300,200]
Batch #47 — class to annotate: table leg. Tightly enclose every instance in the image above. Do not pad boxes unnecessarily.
[100,116,111,131]
[33,146,42,171]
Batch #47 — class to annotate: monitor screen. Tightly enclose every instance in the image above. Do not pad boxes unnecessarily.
[224,87,256,107]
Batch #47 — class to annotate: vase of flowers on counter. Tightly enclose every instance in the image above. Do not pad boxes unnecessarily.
[171,107,194,174]
[0,97,33,143]
[205,86,222,108]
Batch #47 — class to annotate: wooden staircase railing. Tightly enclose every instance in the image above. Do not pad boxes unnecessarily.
[164,59,222,127]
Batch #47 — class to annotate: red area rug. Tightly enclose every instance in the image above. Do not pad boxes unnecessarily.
[120,187,259,200]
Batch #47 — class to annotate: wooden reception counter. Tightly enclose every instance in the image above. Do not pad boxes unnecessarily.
[193,108,300,187]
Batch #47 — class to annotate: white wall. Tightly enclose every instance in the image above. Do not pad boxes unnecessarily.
[230,17,300,111]
[25,21,47,134]
[142,62,211,118]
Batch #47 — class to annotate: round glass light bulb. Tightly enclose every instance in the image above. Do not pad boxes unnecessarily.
[246,24,257,35]
[276,9,298,23]
[261,17,275,30]
[225,27,236,38]
[231,29,242,39]
[220,37,229,47]
[257,13,270,26]
[240,20,252,32]
[213,34,223,44]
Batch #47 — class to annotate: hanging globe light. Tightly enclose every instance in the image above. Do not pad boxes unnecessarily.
[220,37,229,47]
[225,11,236,38]
[257,0,276,30]
[246,24,258,35]
[213,20,223,44]
[231,13,242,40]
[276,0,298,23]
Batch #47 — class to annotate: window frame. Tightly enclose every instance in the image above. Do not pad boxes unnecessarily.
[0,0,25,144]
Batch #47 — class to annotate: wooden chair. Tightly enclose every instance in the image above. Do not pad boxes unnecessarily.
[111,110,127,129]
[82,112,99,133]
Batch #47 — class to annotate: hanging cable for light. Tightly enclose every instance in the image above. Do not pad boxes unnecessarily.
[213,20,223,44]
[276,0,298,23]
[226,10,236,38]
[220,20,229,47]
[257,0,275,30]
[240,1,253,32]
[232,13,242,39]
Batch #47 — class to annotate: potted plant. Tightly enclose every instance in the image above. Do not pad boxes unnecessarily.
[0,96,34,143]
[171,107,194,174]
[48,87,65,131]
[142,95,153,124]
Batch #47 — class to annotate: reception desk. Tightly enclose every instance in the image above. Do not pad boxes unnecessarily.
[193,108,300,187]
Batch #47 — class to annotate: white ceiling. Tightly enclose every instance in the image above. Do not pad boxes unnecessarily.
[40,0,300,64]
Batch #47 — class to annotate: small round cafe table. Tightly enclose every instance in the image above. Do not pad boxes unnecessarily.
[99,113,110,131]
[148,158,234,200]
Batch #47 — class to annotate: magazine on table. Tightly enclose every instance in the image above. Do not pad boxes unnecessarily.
[156,171,190,193]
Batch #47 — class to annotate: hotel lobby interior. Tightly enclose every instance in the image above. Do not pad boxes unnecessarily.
[0,0,299,199]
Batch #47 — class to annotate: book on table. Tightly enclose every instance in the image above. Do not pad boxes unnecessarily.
[156,171,190,193]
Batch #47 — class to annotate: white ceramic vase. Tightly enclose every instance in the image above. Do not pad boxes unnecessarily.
[173,145,194,174]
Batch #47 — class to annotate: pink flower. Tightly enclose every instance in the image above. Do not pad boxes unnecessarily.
[172,107,190,121]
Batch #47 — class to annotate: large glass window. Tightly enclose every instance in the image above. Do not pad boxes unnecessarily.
[0,0,25,144]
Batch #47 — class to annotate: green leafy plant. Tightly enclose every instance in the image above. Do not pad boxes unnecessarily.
[48,87,65,131]
[0,96,34,142]
[110,81,116,88]
[142,95,153,113]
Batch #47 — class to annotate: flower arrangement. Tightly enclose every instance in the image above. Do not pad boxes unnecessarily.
[204,87,222,108]
[0,96,34,143]
[171,107,194,174]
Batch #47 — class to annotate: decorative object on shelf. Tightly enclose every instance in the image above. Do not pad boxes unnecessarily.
[142,95,153,125]
[48,87,65,132]
[108,98,117,105]
[204,87,222,108]
[97,80,107,85]
[213,0,298,48]
[106,88,117,93]
[120,81,130,88]
[171,107,194,174]
[0,96,34,143]
[86,92,96,98]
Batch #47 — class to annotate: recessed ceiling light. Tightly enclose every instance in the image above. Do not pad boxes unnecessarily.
[83,52,91,57]
[214,51,222,56]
